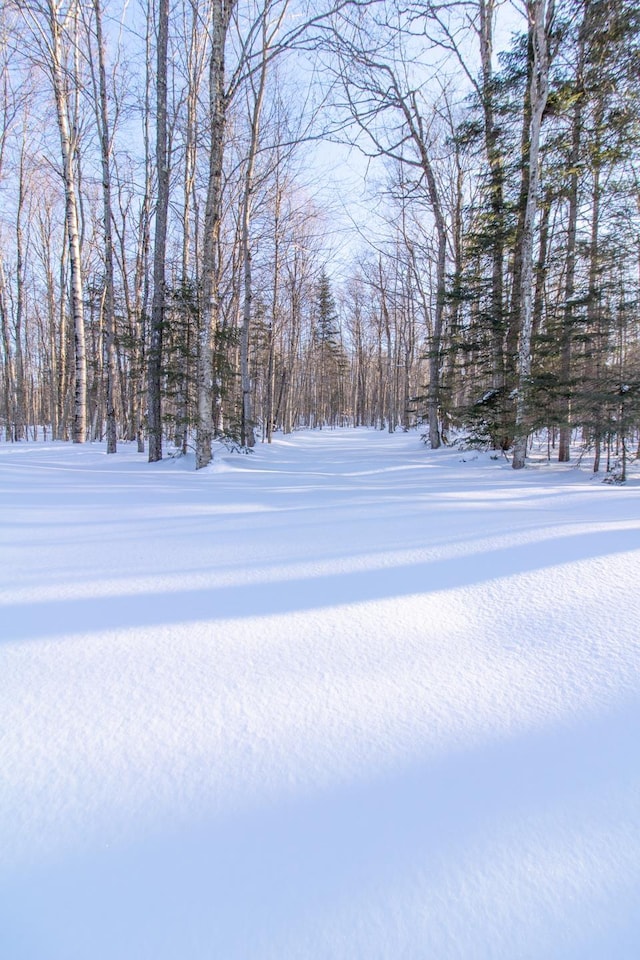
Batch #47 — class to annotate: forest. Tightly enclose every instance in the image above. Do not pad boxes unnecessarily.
[0,0,639,473]
[3,4,640,949]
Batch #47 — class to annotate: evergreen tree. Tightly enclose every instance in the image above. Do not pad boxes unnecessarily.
[313,270,346,428]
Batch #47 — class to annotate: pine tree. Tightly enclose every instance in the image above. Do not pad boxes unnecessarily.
[313,270,346,428]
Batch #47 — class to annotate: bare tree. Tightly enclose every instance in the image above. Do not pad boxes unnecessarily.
[512,0,554,469]
[84,0,117,452]
[148,0,170,462]
[332,10,449,445]
[16,0,88,442]
[196,0,236,468]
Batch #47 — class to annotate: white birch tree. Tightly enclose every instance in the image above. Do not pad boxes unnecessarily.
[512,0,554,469]
[16,0,88,442]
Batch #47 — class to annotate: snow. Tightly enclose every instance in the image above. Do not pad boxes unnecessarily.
[1,428,639,959]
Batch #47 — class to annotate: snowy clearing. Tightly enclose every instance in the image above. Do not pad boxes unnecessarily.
[1,429,639,959]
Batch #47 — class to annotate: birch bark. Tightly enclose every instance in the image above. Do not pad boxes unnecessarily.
[91,0,117,452]
[148,0,169,462]
[45,0,87,443]
[512,0,554,469]
[196,0,235,468]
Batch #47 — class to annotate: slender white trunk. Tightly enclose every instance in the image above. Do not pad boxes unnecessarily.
[47,0,87,443]
[239,21,269,449]
[196,0,235,469]
[512,0,554,469]
[0,257,17,440]
[92,0,117,452]
[148,0,170,462]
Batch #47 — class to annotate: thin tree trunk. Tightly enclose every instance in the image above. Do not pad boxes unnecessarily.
[265,180,282,443]
[587,105,603,472]
[479,0,506,399]
[148,0,170,462]
[405,94,446,448]
[508,25,534,392]
[0,257,17,440]
[558,15,587,463]
[92,0,117,452]
[512,0,554,469]
[175,0,206,452]
[532,187,552,344]
[47,0,87,444]
[240,24,268,449]
[58,221,70,439]
[135,45,154,454]
[196,0,235,469]
[13,138,27,440]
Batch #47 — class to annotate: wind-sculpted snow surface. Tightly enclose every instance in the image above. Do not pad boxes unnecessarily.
[1,430,639,959]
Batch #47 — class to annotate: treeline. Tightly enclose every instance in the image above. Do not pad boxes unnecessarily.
[0,0,639,472]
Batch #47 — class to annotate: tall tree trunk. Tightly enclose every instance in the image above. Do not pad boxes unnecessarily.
[148,0,170,462]
[196,0,235,469]
[58,222,70,439]
[47,0,87,444]
[508,26,534,392]
[0,257,17,440]
[587,102,604,472]
[240,20,268,449]
[134,35,154,454]
[265,178,282,444]
[532,187,552,344]
[92,0,117,453]
[37,207,60,440]
[479,0,507,400]
[403,92,447,448]
[14,138,27,440]
[175,0,206,452]
[558,10,587,463]
[513,0,554,469]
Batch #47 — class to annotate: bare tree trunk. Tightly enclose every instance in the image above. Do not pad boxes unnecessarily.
[148,0,170,462]
[13,138,27,440]
[91,0,117,452]
[0,257,17,440]
[587,102,604,473]
[45,0,87,443]
[397,89,446,448]
[135,41,154,454]
[58,221,71,439]
[513,0,554,469]
[265,178,282,443]
[36,206,60,440]
[508,27,534,390]
[532,187,552,345]
[239,18,269,449]
[558,11,587,463]
[479,0,506,399]
[196,0,235,469]
[175,0,207,452]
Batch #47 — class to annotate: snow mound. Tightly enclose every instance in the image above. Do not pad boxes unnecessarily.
[1,429,639,959]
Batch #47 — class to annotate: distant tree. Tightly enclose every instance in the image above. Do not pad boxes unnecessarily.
[332,6,449,446]
[313,268,343,426]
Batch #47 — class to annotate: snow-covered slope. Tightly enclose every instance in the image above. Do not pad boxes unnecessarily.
[1,430,639,958]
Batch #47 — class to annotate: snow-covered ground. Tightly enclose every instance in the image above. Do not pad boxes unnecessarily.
[1,428,639,959]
